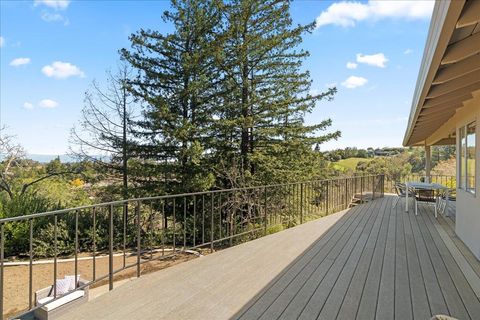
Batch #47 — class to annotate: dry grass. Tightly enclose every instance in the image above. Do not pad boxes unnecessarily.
[3,249,207,317]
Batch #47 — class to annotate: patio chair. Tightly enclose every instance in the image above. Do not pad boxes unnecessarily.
[393,183,414,209]
[438,188,456,216]
[34,276,89,320]
[413,188,438,218]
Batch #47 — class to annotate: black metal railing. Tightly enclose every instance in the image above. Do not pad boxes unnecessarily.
[0,174,384,319]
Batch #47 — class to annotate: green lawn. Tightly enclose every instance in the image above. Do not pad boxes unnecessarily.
[332,157,372,172]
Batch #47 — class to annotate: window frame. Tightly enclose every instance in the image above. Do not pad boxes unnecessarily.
[458,120,476,195]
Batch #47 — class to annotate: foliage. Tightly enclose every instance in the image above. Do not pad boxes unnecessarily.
[356,153,413,182]
[33,220,73,257]
[431,156,456,176]
[70,65,136,199]
[121,0,339,195]
[332,157,373,173]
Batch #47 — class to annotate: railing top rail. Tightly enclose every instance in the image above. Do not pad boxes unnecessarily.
[0,174,383,224]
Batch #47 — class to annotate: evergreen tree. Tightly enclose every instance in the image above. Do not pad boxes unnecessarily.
[212,0,339,184]
[121,0,222,193]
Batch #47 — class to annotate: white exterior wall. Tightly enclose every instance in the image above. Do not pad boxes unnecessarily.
[455,95,480,260]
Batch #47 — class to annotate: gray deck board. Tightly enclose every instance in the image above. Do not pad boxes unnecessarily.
[394,199,413,320]
[402,201,431,320]
[416,205,470,319]
[437,214,480,280]
[335,196,390,320]
[375,197,397,320]
[407,204,449,316]
[297,196,378,320]
[237,202,365,320]
[355,196,394,319]
[318,196,387,320]
[422,209,480,319]
[273,198,375,320]
[59,196,480,320]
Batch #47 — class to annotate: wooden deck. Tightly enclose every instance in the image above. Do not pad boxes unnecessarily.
[60,196,480,320]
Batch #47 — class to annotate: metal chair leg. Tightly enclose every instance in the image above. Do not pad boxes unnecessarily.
[415,199,418,216]
[393,197,399,208]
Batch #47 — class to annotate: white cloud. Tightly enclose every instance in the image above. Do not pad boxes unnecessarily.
[0,36,4,48]
[356,53,388,68]
[316,0,434,28]
[34,0,70,10]
[325,82,338,88]
[23,102,34,110]
[39,99,59,108]
[10,57,31,67]
[341,76,368,89]
[40,11,69,25]
[42,61,85,79]
[404,48,413,54]
[346,62,358,69]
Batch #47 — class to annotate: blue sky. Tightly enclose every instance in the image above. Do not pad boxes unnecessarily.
[0,0,434,155]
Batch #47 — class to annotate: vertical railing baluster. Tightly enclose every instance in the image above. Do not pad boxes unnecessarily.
[123,203,127,268]
[345,178,348,209]
[53,214,58,298]
[264,187,268,235]
[108,205,113,291]
[360,176,364,204]
[193,196,196,247]
[29,219,33,309]
[150,201,153,261]
[210,194,214,252]
[92,207,96,281]
[202,195,205,245]
[300,183,304,224]
[136,201,141,277]
[173,198,176,254]
[326,181,329,215]
[219,193,222,241]
[74,210,79,289]
[183,197,187,251]
[161,200,165,256]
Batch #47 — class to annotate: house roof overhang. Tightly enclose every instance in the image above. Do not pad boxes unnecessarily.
[403,0,480,147]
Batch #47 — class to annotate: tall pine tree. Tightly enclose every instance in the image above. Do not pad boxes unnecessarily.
[212,0,339,185]
[121,0,223,193]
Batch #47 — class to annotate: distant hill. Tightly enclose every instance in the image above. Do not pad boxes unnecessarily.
[27,154,78,163]
[332,157,373,172]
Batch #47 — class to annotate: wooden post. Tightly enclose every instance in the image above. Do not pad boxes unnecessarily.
[425,144,431,183]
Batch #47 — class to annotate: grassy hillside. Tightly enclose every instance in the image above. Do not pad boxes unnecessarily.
[332,157,373,172]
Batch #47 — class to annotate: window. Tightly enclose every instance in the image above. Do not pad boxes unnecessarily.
[466,122,476,194]
[459,121,476,194]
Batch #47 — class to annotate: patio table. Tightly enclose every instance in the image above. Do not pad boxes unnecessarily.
[405,181,450,214]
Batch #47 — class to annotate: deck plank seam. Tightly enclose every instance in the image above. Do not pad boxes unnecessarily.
[295,197,380,319]
[234,205,362,319]
[417,204,469,319]
[375,194,397,320]
[310,198,382,319]
[356,195,394,319]
[420,208,480,319]
[331,196,389,320]
[349,196,391,320]
[404,199,433,318]
[259,202,375,320]
[316,197,388,320]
